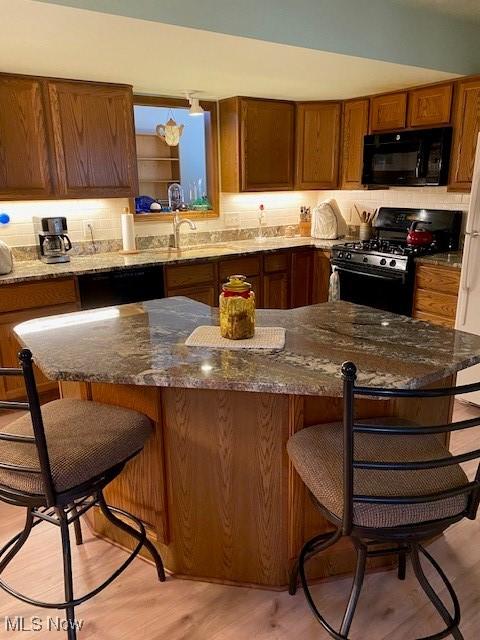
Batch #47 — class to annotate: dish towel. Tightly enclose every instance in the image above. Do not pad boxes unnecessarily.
[329,266,340,302]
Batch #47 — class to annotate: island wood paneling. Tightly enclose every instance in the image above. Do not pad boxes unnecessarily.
[60,378,457,589]
[61,381,170,545]
[161,387,289,587]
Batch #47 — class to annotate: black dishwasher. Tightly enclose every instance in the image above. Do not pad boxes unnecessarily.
[77,266,165,310]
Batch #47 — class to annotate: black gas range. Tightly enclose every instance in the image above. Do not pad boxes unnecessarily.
[331,207,462,316]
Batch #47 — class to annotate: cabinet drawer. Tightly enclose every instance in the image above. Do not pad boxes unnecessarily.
[264,252,288,273]
[415,265,460,296]
[0,278,77,314]
[413,310,455,328]
[414,289,458,320]
[165,262,216,289]
[167,284,217,307]
[219,256,261,280]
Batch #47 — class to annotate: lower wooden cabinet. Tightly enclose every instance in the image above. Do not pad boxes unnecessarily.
[0,278,79,401]
[165,248,330,311]
[291,250,314,308]
[412,263,460,328]
[263,271,289,309]
[167,284,217,306]
[312,251,331,304]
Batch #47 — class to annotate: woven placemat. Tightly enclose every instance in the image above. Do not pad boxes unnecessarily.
[185,326,286,350]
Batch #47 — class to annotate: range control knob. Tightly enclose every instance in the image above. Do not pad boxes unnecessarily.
[362,257,368,263]
[380,258,387,266]
[390,259,397,267]
[346,252,352,259]
[338,251,344,259]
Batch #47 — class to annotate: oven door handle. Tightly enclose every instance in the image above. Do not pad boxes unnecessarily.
[333,264,405,282]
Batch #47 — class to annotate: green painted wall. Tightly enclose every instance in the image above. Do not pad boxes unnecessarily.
[37,0,480,74]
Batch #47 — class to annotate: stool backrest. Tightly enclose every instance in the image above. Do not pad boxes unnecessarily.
[0,349,55,505]
[341,361,480,535]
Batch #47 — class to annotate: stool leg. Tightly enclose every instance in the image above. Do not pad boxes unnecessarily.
[97,492,166,582]
[0,508,34,573]
[397,550,407,581]
[339,540,367,638]
[69,504,83,546]
[410,544,463,640]
[58,509,77,640]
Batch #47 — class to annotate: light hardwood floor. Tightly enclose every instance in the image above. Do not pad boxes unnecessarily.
[0,403,479,639]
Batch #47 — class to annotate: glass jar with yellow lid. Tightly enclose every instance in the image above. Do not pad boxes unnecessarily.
[219,275,255,340]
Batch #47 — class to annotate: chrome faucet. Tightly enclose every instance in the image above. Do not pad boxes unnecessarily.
[172,211,197,249]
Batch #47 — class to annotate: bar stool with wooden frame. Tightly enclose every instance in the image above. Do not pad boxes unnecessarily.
[0,349,165,640]
[287,361,480,640]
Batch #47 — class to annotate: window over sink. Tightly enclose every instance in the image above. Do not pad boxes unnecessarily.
[132,96,219,222]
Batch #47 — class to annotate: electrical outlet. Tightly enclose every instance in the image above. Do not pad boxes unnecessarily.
[82,220,95,239]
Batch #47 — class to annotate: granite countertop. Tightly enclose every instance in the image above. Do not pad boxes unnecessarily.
[414,250,463,270]
[0,237,341,286]
[14,298,480,397]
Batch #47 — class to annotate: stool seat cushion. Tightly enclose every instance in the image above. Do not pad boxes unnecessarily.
[287,419,468,529]
[0,399,152,496]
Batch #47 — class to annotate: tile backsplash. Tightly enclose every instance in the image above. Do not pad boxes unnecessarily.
[0,187,470,251]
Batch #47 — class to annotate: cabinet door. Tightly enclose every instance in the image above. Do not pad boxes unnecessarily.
[0,75,53,199]
[167,285,217,307]
[312,250,331,304]
[295,102,341,189]
[407,83,453,128]
[370,92,407,132]
[290,250,314,308]
[47,81,138,198]
[340,98,369,189]
[241,98,295,191]
[263,272,289,309]
[449,77,480,191]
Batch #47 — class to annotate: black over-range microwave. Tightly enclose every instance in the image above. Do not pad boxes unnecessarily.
[362,127,452,187]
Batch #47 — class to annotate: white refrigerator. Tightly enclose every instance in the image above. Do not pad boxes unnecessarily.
[455,132,480,405]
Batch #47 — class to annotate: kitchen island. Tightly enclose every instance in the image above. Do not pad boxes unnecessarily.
[14,298,480,589]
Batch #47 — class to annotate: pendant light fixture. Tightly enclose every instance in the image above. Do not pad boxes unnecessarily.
[187,92,204,117]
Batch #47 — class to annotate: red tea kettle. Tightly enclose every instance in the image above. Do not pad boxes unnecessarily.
[407,221,434,247]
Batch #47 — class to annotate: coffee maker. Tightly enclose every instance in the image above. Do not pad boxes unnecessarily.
[34,217,72,264]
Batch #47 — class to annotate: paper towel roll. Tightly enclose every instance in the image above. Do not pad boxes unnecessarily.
[121,213,136,252]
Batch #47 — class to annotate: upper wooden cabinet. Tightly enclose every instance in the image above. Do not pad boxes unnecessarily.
[407,83,453,128]
[449,76,480,191]
[370,92,407,132]
[220,97,295,192]
[340,98,369,189]
[0,73,138,200]
[47,80,138,198]
[295,102,341,189]
[0,76,54,199]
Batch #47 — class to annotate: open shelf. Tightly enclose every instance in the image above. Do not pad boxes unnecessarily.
[135,133,180,202]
